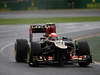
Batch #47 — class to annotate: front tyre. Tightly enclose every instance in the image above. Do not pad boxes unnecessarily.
[77,40,92,67]
[15,39,29,63]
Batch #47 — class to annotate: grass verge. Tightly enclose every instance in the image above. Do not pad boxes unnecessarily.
[0,16,100,25]
[82,36,100,62]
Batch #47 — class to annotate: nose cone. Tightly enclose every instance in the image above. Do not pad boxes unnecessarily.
[54,40,67,49]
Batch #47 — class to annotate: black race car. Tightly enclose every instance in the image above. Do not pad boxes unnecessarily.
[15,23,92,67]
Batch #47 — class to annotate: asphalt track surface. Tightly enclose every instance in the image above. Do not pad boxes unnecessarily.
[0,9,100,18]
[0,22,100,75]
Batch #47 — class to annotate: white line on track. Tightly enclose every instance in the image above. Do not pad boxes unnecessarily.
[0,42,14,53]
[94,61,100,65]
[0,30,19,33]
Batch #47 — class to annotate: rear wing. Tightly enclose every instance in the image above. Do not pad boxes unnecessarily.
[30,25,46,33]
[29,24,56,42]
[30,24,56,34]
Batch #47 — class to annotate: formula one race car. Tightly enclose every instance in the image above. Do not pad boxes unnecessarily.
[15,23,92,67]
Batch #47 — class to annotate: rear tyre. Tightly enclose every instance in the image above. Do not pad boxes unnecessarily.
[31,42,41,56]
[29,42,41,67]
[76,40,92,67]
[15,39,29,63]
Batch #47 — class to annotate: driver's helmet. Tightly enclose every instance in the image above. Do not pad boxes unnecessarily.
[49,33,59,37]
[48,33,63,41]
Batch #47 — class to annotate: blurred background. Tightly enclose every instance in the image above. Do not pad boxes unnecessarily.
[0,0,100,10]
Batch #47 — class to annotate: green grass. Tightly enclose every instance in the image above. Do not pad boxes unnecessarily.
[83,36,100,62]
[0,16,100,24]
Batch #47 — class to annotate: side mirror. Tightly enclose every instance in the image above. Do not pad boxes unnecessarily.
[63,37,68,40]
[40,37,45,41]
[63,37,72,41]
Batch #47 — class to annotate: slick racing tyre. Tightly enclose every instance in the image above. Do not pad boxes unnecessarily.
[29,42,41,67]
[76,40,92,67]
[31,42,41,56]
[77,40,90,56]
[15,39,29,63]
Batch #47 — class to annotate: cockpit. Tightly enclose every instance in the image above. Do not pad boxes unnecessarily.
[48,36,63,41]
